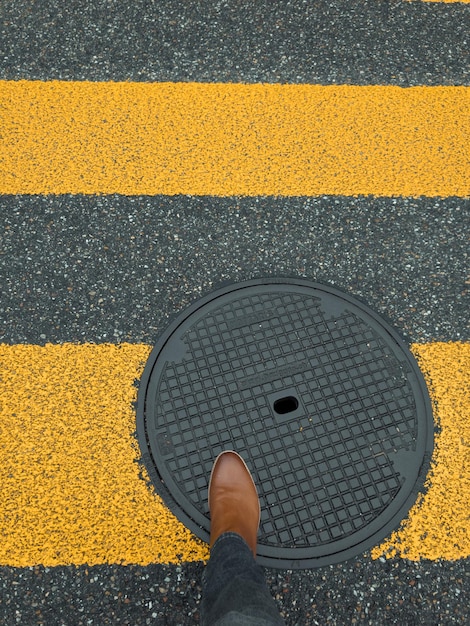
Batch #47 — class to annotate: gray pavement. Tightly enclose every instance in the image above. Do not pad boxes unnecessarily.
[0,1,469,625]
[0,0,469,84]
[1,196,468,346]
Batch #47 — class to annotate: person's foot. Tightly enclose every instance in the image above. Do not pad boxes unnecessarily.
[208,451,261,557]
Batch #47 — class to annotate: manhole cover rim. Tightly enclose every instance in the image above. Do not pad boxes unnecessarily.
[136,278,434,569]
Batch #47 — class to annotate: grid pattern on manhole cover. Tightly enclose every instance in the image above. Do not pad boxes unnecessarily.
[137,279,433,568]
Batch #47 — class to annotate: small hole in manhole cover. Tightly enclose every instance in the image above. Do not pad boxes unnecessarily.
[136,278,434,569]
[274,396,299,414]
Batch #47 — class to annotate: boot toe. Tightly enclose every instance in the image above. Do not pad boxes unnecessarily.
[208,451,260,556]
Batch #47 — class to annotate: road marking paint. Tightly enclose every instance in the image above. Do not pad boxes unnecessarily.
[416,1,470,4]
[372,342,470,561]
[0,81,468,197]
[0,343,208,567]
[0,342,468,566]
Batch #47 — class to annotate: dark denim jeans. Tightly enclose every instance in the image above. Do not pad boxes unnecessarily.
[200,533,286,626]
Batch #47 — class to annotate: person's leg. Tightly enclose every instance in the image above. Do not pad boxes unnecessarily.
[201,532,285,625]
[200,451,285,626]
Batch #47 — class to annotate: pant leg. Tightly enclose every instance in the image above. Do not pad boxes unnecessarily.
[200,532,285,626]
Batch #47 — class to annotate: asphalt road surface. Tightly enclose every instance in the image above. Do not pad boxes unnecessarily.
[0,1,469,624]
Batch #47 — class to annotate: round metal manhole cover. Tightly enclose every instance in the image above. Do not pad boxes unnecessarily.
[137,278,433,569]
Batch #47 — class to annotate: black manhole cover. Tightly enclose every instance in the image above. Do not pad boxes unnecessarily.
[137,278,433,569]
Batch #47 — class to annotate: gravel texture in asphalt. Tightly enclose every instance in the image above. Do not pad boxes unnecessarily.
[1,559,469,625]
[0,0,468,84]
[1,195,468,346]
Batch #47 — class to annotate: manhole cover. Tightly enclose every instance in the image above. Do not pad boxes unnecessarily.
[137,278,433,568]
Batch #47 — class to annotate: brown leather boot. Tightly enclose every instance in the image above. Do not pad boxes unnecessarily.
[208,451,261,557]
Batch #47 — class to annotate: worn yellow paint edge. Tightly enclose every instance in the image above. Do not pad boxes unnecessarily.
[371,342,470,561]
[0,342,468,567]
[0,81,469,197]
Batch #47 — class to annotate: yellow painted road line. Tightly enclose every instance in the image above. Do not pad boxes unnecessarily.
[0,344,208,567]
[372,342,470,561]
[0,81,468,197]
[0,342,468,567]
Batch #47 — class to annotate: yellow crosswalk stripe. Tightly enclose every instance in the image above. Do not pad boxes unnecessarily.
[417,1,470,4]
[0,344,207,567]
[373,342,470,561]
[0,342,468,567]
[0,81,468,197]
